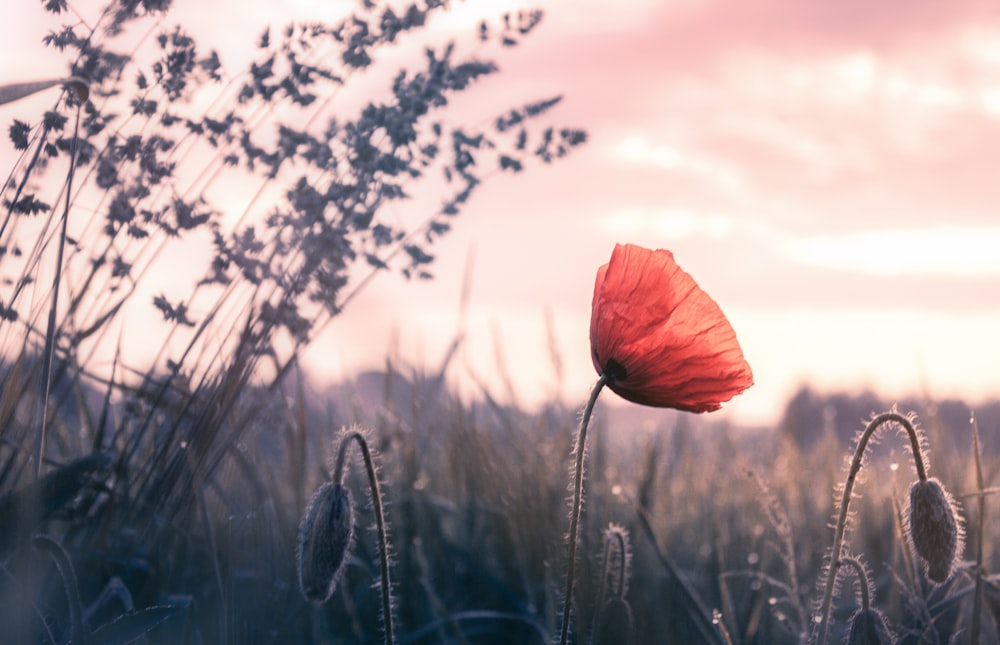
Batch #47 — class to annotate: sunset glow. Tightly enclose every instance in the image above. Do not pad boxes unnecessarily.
[4,0,1000,426]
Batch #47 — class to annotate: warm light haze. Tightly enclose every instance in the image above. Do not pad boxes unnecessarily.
[4,0,1000,426]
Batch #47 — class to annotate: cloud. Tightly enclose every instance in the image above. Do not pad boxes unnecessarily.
[598,207,735,240]
[778,227,1000,277]
[644,0,1000,58]
[583,217,1000,311]
[613,136,747,195]
[499,0,1000,231]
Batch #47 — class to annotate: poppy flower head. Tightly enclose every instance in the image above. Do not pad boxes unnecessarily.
[590,243,753,412]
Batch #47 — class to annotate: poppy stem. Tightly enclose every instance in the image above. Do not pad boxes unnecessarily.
[333,428,395,645]
[813,412,925,645]
[558,375,607,645]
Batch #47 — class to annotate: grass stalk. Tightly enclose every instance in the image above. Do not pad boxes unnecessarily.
[34,102,82,479]
[970,414,985,645]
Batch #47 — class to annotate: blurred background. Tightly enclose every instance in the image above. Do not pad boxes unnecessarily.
[4,0,1000,427]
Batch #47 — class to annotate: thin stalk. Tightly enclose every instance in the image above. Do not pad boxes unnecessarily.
[813,412,926,645]
[558,376,606,645]
[334,429,395,645]
[34,102,82,479]
[971,414,985,645]
[714,609,734,645]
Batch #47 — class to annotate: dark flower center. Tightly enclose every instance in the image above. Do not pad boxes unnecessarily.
[602,358,627,383]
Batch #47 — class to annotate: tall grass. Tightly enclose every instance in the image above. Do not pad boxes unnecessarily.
[3,341,997,643]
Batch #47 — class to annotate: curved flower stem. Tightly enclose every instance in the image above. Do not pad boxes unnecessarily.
[334,429,395,645]
[813,412,926,645]
[836,557,872,611]
[558,375,607,645]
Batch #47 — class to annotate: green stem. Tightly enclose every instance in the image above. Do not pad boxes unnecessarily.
[335,429,395,645]
[558,376,606,645]
[813,412,925,645]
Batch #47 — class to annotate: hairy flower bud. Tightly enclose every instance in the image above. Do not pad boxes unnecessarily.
[297,481,354,602]
[594,597,633,645]
[904,478,963,584]
[845,608,893,645]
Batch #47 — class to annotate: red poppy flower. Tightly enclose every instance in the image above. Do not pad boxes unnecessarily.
[590,243,753,412]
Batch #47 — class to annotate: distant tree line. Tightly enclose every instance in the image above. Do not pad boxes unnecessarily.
[780,385,999,456]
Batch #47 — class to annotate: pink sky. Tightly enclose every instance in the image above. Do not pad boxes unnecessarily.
[4,0,1000,425]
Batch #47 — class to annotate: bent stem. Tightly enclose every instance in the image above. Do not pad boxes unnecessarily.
[837,556,872,612]
[558,375,607,645]
[813,412,926,645]
[334,429,395,645]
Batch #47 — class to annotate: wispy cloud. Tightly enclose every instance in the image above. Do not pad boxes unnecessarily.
[779,227,1000,277]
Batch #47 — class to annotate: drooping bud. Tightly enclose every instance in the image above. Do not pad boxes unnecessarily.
[297,481,354,603]
[845,608,893,645]
[904,477,964,584]
[594,597,633,645]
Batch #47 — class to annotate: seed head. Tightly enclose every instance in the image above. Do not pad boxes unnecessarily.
[904,477,964,584]
[845,608,893,645]
[64,77,89,103]
[297,481,354,603]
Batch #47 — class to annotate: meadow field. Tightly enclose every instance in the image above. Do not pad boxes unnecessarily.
[0,350,997,643]
[1,1,998,643]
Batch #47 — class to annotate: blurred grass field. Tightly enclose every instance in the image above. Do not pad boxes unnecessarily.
[1,345,997,643]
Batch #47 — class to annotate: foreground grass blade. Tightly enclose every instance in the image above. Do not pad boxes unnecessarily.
[89,605,184,645]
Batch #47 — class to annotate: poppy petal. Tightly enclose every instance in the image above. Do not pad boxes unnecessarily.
[590,243,752,412]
